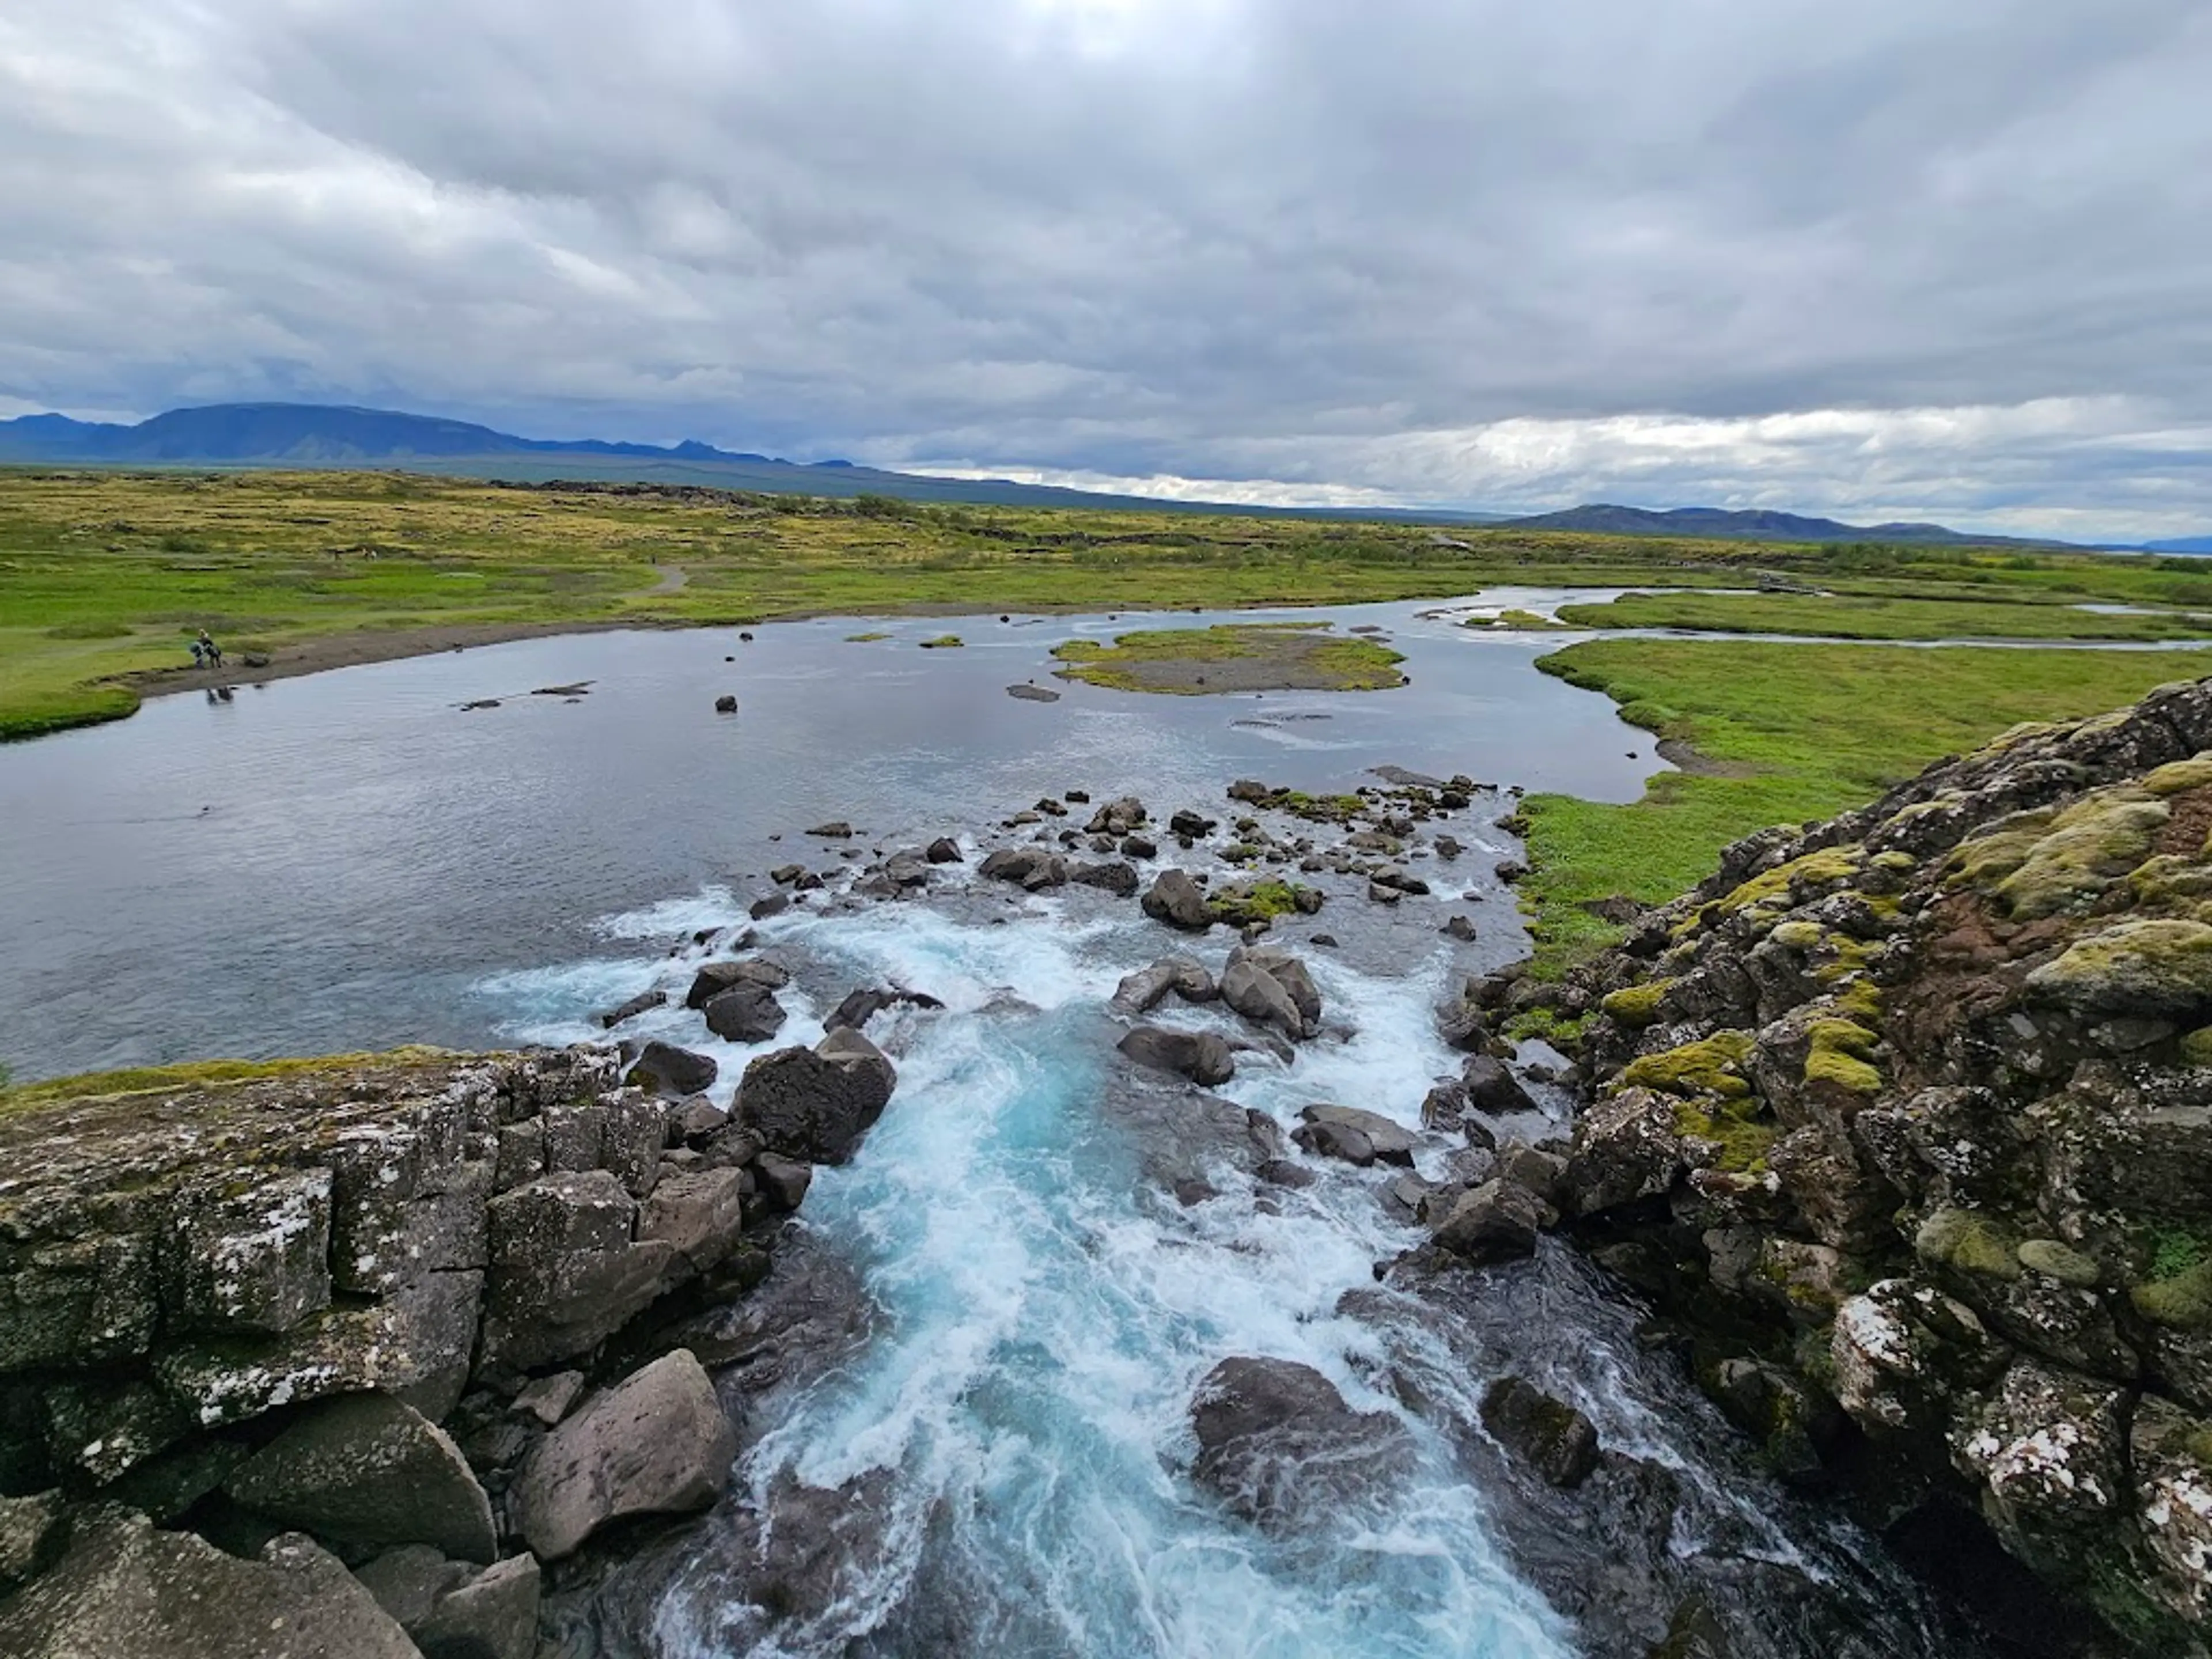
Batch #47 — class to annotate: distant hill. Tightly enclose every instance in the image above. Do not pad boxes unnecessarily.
[0,403,2083,546]
[0,402,1506,519]
[1486,502,2067,549]
[2141,537,2212,555]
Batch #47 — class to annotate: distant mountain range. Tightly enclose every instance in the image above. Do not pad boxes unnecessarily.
[1492,502,2071,548]
[0,402,2186,550]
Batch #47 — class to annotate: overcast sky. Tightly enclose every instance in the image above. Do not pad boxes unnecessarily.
[3,1,2209,536]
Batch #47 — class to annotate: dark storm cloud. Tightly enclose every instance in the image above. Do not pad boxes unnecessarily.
[1,0,2207,533]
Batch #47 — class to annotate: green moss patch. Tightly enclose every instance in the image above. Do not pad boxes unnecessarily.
[2145,755,2212,796]
[1672,1097,1778,1173]
[1990,790,2168,919]
[2133,1260,2212,1329]
[1206,880,1319,925]
[2026,918,2212,1018]
[1,1047,458,1116]
[1623,1031,1756,1099]
[1600,978,1673,1026]
[1805,1018,1883,1094]
[1915,1207,2023,1281]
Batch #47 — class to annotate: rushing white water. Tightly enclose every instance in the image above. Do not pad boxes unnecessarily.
[497,892,1569,1656]
[488,870,1970,1659]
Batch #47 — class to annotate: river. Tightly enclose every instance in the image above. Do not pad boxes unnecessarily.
[0,594,1987,1656]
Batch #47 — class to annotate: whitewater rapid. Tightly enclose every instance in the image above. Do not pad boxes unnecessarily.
[484,874,1968,1659]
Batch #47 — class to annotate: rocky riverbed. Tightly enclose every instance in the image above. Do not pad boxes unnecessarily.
[5,729,2165,1657]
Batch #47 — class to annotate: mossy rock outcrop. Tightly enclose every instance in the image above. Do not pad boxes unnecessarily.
[1551,680,2212,1651]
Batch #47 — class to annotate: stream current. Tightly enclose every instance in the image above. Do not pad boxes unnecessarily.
[0,595,1993,1655]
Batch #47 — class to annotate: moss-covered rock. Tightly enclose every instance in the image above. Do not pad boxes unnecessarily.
[1600,978,1673,1026]
[2018,1238,2103,1288]
[1804,1018,1882,1096]
[2143,755,2212,796]
[2134,1262,2212,1330]
[1769,920,1826,951]
[2027,919,2212,1019]
[1712,847,1863,918]
[1915,1206,2024,1281]
[1622,1031,1756,1099]
[1990,790,2169,919]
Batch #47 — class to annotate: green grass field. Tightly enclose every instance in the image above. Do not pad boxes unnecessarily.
[9,467,2212,740]
[1512,639,2212,987]
[1553,588,2212,642]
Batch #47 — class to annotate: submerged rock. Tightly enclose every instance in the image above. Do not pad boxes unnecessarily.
[1479,1376,1600,1488]
[1187,1357,1413,1528]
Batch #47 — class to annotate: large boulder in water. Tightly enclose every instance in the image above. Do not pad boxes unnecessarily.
[979,847,1067,891]
[1117,1025,1235,1087]
[1070,859,1141,898]
[1085,796,1147,836]
[222,1391,497,1562]
[511,1349,735,1560]
[1141,869,1212,931]
[1295,1104,1416,1167]
[702,982,787,1043]
[0,1509,421,1658]
[1188,1357,1414,1528]
[1111,956,1215,1014]
[685,959,789,1010]
[1220,948,1319,1041]
[734,1028,898,1164]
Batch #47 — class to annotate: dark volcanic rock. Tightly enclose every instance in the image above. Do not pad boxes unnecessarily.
[702,983,787,1044]
[1117,1025,1235,1086]
[223,1392,497,1562]
[1479,1376,1601,1488]
[1296,1104,1416,1167]
[598,988,668,1029]
[0,1510,421,1658]
[979,847,1067,890]
[1141,869,1213,930]
[1071,859,1141,897]
[685,959,789,1009]
[626,1041,717,1097]
[511,1349,735,1560]
[925,836,963,863]
[1461,1054,1536,1115]
[1188,1357,1414,1528]
[734,1028,899,1164]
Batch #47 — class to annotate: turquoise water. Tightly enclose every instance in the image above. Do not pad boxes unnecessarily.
[494,893,1964,1658]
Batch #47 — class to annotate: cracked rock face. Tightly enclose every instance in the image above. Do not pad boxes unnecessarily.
[1544,675,2212,1647]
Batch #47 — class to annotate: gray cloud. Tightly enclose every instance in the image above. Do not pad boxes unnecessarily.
[2,0,2208,535]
